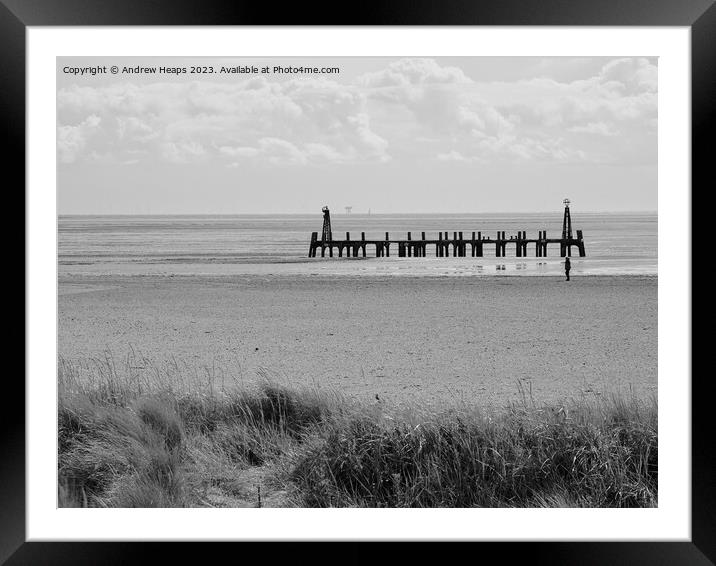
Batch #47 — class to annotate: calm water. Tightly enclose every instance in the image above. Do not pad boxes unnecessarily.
[58,212,657,277]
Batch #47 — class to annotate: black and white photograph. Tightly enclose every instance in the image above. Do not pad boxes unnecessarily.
[55,54,660,510]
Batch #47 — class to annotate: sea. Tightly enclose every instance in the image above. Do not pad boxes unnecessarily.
[58,212,657,278]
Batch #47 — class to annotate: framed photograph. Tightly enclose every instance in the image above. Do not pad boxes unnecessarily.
[9,0,710,562]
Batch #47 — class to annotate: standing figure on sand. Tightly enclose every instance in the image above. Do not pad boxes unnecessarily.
[565,257,571,281]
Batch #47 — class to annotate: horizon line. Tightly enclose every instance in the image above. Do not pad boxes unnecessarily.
[57,209,658,216]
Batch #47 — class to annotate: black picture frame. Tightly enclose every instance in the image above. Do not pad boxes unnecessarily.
[6,1,710,563]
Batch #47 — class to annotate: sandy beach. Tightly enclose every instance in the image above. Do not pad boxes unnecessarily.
[54,56,662,511]
[58,274,657,406]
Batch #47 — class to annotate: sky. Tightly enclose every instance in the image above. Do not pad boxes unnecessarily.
[57,56,657,214]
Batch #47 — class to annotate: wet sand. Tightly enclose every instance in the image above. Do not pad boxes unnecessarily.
[58,275,657,406]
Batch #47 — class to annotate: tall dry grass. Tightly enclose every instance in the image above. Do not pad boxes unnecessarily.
[58,355,657,508]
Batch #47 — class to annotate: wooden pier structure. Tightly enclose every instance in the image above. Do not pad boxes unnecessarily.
[308,200,586,259]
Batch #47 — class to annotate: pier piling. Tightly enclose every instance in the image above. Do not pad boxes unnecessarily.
[308,203,586,260]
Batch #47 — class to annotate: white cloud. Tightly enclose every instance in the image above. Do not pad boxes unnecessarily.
[57,114,102,163]
[57,57,656,167]
[57,78,390,165]
[219,125,388,167]
[304,142,343,162]
[568,122,619,136]
[357,58,471,88]
[257,137,308,165]
[160,141,206,163]
[219,145,260,158]
[598,57,657,95]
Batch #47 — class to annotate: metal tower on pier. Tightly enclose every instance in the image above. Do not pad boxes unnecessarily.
[321,206,333,242]
[562,198,573,241]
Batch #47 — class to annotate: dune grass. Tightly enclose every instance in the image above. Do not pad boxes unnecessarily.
[58,355,657,508]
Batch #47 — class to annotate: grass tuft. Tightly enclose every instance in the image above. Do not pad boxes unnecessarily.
[58,355,657,508]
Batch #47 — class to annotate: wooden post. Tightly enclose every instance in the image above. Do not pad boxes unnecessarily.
[536,230,541,257]
[577,230,585,257]
[496,231,501,257]
[518,231,522,257]
[516,231,522,257]
[309,232,317,257]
